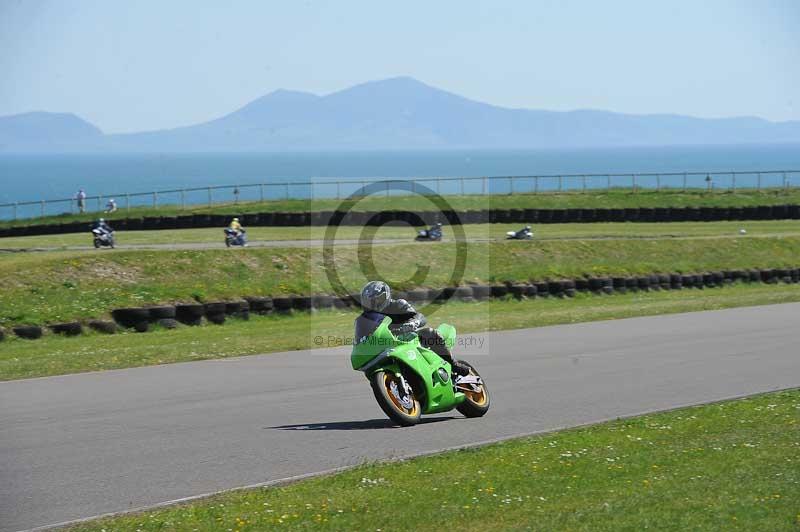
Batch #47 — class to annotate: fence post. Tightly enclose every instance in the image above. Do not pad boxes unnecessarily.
[336,182,340,199]
[534,176,539,194]
[13,202,17,220]
[208,187,212,206]
[153,192,158,208]
[558,175,563,192]
[731,173,736,192]
[607,175,611,191]
[260,184,264,202]
[510,177,515,194]
[125,194,130,211]
[582,175,587,192]
[460,177,465,195]
[437,178,441,194]
[656,175,661,191]
[482,176,486,195]
[181,189,186,210]
[311,183,315,201]
[97,196,102,211]
[41,200,45,218]
[784,172,788,191]
[757,173,761,191]
[683,172,687,192]
[284,183,289,200]
[632,175,637,193]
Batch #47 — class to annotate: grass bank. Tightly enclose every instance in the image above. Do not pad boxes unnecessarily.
[4,188,800,228]
[1,220,799,249]
[3,283,800,380]
[71,388,800,531]
[1,233,799,326]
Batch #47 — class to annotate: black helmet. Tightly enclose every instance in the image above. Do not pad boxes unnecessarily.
[361,281,391,312]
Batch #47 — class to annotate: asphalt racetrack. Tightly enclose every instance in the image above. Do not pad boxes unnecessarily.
[2,303,799,531]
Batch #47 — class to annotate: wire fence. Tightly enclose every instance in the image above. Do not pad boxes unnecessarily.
[1,169,798,221]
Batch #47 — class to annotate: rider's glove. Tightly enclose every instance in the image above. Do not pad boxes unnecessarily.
[397,319,420,334]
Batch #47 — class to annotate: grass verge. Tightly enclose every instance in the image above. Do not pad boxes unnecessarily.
[70,388,800,531]
[1,233,799,326]
[3,282,800,381]
[4,188,800,228]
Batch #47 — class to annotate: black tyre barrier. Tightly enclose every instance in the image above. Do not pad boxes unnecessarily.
[471,285,491,300]
[292,296,313,311]
[50,322,83,336]
[13,325,43,339]
[406,289,429,302]
[454,286,474,301]
[272,297,293,313]
[612,277,627,294]
[10,264,800,341]
[332,296,351,309]
[312,295,334,310]
[88,320,117,334]
[510,284,528,299]
[147,305,176,320]
[244,297,273,314]
[224,301,249,315]
[206,313,226,324]
[175,304,204,325]
[625,277,638,291]
[7,203,800,237]
[490,284,509,298]
[203,302,226,315]
[547,281,563,296]
[534,281,549,296]
[111,307,151,328]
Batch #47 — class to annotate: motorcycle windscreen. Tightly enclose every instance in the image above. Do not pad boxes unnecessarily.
[351,313,393,370]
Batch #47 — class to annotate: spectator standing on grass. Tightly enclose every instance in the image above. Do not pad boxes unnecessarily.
[76,189,87,213]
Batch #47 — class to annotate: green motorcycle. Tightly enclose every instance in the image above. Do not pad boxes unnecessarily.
[351,315,490,426]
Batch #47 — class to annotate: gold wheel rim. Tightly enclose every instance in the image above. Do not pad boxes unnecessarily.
[383,374,418,416]
[463,368,488,406]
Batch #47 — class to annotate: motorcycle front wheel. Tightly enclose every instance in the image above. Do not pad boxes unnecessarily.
[370,370,421,426]
[456,361,490,418]
[93,239,100,249]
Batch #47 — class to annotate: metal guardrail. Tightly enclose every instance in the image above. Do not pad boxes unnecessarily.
[1,169,798,221]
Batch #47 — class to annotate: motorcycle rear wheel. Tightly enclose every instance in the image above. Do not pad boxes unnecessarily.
[93,239,100,249]
[370,371,421,426]
[456,361,490,418]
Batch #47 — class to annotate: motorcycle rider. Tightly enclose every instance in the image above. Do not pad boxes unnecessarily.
[358,281,469,376]
[92,218,113,234]
[229,217,243,233]
[515,225,532,238]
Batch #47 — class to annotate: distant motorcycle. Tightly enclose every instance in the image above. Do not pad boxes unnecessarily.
[415,223,443,242]
[224,228,247,247]
[92,228,115,249]
[506,226,533,240]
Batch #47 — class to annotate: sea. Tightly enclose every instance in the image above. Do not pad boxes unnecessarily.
[1,144,799,219]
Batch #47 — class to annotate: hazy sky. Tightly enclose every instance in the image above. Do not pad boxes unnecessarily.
[1,0,798,133]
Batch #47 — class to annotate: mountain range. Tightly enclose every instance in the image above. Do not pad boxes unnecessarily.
[2,77,800,152]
